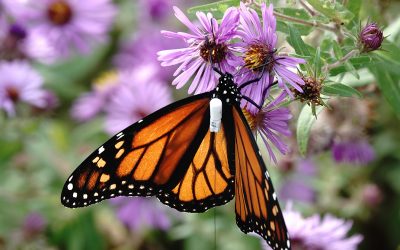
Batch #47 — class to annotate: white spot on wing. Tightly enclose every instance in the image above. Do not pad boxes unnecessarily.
[98,146,105,154]
[116,132,124,139]
[67,183,73,190]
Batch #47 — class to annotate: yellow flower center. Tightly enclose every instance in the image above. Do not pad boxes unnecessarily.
[244,43,275,72]
[93,71,119,92]
[242,108,258,131]
[47,1,73,25]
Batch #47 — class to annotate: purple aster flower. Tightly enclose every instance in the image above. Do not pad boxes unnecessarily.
[139,0,172,22]
[19,0,116,59]
[0,60,46,116]
[104,70,172,135]
[279,159,316,203]
[359,22,384,53]
[71,71,119,122]
[114,30,183,82]
[243,92,292,163]
[236,3,305,113]
[157,6,240,94]
[23,212,47,236]
[263,203,363,250]
[111,197,171,231]
[332,139,375,165]
[0,13,29,60]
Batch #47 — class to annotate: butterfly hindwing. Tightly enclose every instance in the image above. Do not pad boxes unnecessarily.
[232,106,291,250]
[61,92,235,212]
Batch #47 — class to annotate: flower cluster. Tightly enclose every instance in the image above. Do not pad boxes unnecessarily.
[159,3,305,101]
[158,3,304,162]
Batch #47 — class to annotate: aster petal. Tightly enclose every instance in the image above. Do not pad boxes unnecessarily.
[188,62,205,94]
[196,11,212,33]
[274,64,304,91]
[173,6,203,37]
[172,59,202,89]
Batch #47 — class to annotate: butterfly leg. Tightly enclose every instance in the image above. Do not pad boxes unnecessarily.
[238,65,266,91]
[241,95,262,110]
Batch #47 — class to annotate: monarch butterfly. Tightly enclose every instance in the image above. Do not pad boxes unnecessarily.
[61,64,290,250]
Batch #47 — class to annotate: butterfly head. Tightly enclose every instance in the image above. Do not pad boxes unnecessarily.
[212,73,242,105]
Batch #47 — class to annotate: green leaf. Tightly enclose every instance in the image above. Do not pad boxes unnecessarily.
[373,41,400,69]
[329,56,373,76]
[307,0,354,24]
[314,47,321,78]
[322,83,362,97]
[344,61,360,79]
[369,64,400,117]
[332,40,344,59]
[287,25,314,74]
[287,25,312,57]
[275,8,313,35]
[297,105,324,156]
[187,0,240,19]
[346,0,362,19]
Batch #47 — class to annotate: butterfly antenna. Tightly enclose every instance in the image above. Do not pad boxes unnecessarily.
[211,19,223,74]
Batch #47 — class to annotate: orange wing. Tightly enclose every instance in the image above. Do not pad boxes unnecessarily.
[61,93,234,212]
[233,106,290,250]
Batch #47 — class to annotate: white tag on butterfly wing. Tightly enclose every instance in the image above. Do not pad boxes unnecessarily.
[209,98,222,132]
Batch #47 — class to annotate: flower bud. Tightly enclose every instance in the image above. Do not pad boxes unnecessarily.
[359,23,384,52]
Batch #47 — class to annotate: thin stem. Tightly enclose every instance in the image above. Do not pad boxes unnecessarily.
[249,1,344,39]
[299,0,317,16]
[324,49,359,72]
[272,11,337,33]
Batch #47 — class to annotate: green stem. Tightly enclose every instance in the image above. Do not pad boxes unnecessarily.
[323,49,359,72]
[247,1,345,39]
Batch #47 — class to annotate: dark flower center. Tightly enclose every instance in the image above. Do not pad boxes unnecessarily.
[134,109,148,119]
[293,76,322,106]
[47,1,73,25]
[6,86,20,102]
[9,24,27,40]
[200,40,227,63]
[244,43,276,72]
[291,237,323,250]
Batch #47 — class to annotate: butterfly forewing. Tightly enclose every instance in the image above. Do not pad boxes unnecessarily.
[61,92,235,212]
[232,106,290,250]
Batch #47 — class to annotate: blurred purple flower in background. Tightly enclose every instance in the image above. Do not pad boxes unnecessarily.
[244,92,292,163]
[13,0,116,60]
[22,212,47,237]
[332,139,375,165]
[114,30,182,82]
[263,203,363,250]
[111,197,171,231]
[105,70,172,135]
[71,71,119,122]
[158,6,240,94]
[0,12,29,60]
[362,183,383,207]
[279,158,316,203]
[0,60,47,116]
[237,2,305,112]
[139,0,172,22]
